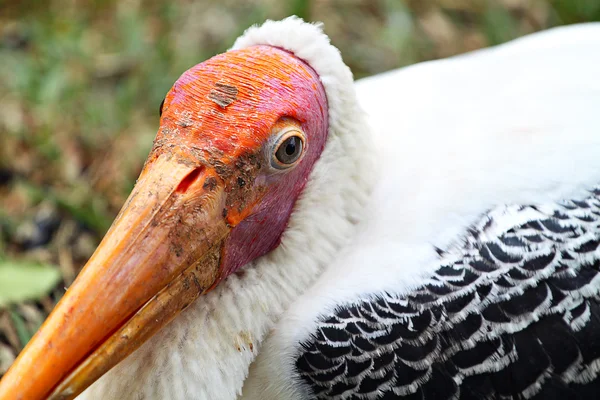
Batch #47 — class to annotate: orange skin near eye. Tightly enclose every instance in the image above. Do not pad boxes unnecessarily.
[155,45,330,278]
[157,45,325,164]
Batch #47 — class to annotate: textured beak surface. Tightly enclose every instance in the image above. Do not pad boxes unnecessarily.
[0,153,231,400]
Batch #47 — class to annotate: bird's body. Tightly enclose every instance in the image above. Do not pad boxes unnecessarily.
[2,18,600,400]
[77,21,600,399]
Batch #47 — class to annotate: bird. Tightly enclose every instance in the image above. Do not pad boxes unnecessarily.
[1,16,600,400]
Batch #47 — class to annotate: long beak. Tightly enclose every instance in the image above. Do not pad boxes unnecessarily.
[0,152,230,400]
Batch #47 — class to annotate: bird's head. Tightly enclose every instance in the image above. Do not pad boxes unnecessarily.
[0,44,331,399]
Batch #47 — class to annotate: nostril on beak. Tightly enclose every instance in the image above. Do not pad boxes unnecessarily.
[176,167,205,193]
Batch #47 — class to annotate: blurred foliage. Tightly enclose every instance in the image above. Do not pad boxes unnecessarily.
[0,260,61,307]
[0,0,599,374]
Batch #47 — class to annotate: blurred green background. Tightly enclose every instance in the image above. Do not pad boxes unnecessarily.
[0,0,599,374]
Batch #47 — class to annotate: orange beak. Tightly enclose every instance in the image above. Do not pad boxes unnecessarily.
[0,151,231,400]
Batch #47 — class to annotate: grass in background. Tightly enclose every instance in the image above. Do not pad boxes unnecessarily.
[0,0,599,374]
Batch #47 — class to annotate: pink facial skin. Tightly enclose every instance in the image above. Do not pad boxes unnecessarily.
[157,45,329,279]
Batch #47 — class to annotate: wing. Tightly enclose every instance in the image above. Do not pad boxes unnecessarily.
[296,187,600,399]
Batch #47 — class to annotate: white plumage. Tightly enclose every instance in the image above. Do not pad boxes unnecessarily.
[80,18,600,400]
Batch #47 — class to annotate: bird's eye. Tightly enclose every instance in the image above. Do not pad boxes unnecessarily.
[271,129,306,169]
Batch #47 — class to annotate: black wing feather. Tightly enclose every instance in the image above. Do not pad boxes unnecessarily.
[296,188,600,399]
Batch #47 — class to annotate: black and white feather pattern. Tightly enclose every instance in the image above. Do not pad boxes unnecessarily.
[296,188,600,399]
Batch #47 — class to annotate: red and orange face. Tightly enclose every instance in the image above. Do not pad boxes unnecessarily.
[0,45,328,400]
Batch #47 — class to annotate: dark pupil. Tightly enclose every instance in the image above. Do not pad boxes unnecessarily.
[276,136,302,164]
[285,139,297,155]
